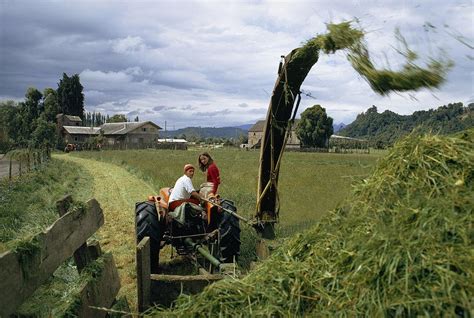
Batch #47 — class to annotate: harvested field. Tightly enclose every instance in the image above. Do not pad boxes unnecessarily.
[149,131,473,316]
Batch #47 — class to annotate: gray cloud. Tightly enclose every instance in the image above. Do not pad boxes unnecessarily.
[0,0,472,128]
[127,110,140,116]
[193,109,230,117]
[153,106,167,112]
[181,105,197,110]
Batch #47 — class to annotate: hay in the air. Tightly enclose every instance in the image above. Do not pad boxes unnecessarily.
[149,130,473,317]
[294,21,453,96]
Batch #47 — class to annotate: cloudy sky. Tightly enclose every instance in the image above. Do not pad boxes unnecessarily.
[1,0,472,129]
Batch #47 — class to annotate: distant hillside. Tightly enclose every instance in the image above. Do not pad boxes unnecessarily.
[333,122,346,133]
[233,123,254,131]
[161,122,348,140]
[161,126,248,140]
[339,102,473,147]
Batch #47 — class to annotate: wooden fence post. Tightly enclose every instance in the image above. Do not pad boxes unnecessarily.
[56,195,93,273]
[33,152,37,170]
[0,198,105,316]
[9,157,12,181]
[137,237,151,312]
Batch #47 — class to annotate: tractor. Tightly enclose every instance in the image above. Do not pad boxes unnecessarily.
[135,184,241,274]
[135,49,320,276]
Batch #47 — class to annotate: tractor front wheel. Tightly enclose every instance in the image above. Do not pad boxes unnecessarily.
[135,201,163,273]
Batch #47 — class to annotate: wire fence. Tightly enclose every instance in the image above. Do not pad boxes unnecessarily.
[0,148,50,182]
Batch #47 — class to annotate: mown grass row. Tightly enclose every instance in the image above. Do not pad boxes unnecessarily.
[146,130,473,316]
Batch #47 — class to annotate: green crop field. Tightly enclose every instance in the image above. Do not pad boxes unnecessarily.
[71,148,383,236]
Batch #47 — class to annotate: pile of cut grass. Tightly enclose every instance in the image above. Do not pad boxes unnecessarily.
[149,131,473,317]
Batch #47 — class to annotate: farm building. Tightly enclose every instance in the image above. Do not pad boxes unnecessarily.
[248,120,300,149]
[100,122,161,147]
[58,119,162,149]
[56,113,82,127]
[60,126,101,144]
[248,119,367,152]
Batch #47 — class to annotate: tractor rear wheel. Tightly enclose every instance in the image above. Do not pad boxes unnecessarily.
[218,200,241,263]
[136,201,163,273]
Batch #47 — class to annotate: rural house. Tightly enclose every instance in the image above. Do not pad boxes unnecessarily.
[58,117,162,148]
[248,119,365,151]
[248,120,301,149]
[100,122,161,146]
[56,113,82,126]
[61,126,101,144]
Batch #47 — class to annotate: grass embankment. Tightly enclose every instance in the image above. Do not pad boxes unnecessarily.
[0,158,92,252]
[53,154,157,311]
[147,132,473,316]
[0,158,93,316]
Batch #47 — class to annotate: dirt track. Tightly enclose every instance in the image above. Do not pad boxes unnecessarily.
[54,154,157,310]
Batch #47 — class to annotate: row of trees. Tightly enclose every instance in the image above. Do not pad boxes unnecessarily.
[339,102,474,148]
[0,73,84,151]
[82,112,140,126]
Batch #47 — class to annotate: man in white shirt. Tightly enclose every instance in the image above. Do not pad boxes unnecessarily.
[168,164,202,211]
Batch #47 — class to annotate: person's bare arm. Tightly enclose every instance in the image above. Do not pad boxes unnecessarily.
[190,191,202,201]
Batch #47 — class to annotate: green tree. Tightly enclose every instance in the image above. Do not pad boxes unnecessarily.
[16,87,43,145]
[238,133,248,145]
[108,114,127,123]
[30,117,57,148]
[1,101,21,144]
[42,88,60,122]
[57,73,84,118]
[0,100,18,150]
[24,87,43,119]
[296,104,334,148]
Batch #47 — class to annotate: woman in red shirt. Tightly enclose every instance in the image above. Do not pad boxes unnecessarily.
[198,152,221,195]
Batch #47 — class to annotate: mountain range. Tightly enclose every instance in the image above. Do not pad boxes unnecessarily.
[161,122,346,139]
[161,102,472,144]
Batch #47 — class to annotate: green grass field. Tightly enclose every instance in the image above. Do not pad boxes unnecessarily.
[72,147,382,236]
[0,147,382,313]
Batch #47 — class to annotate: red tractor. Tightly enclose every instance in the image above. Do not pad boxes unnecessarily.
[135,185,241,274]
[135,49,320,274]
[64,143,76,153]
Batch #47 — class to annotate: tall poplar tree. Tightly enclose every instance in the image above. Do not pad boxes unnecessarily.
[57,73,85,119]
